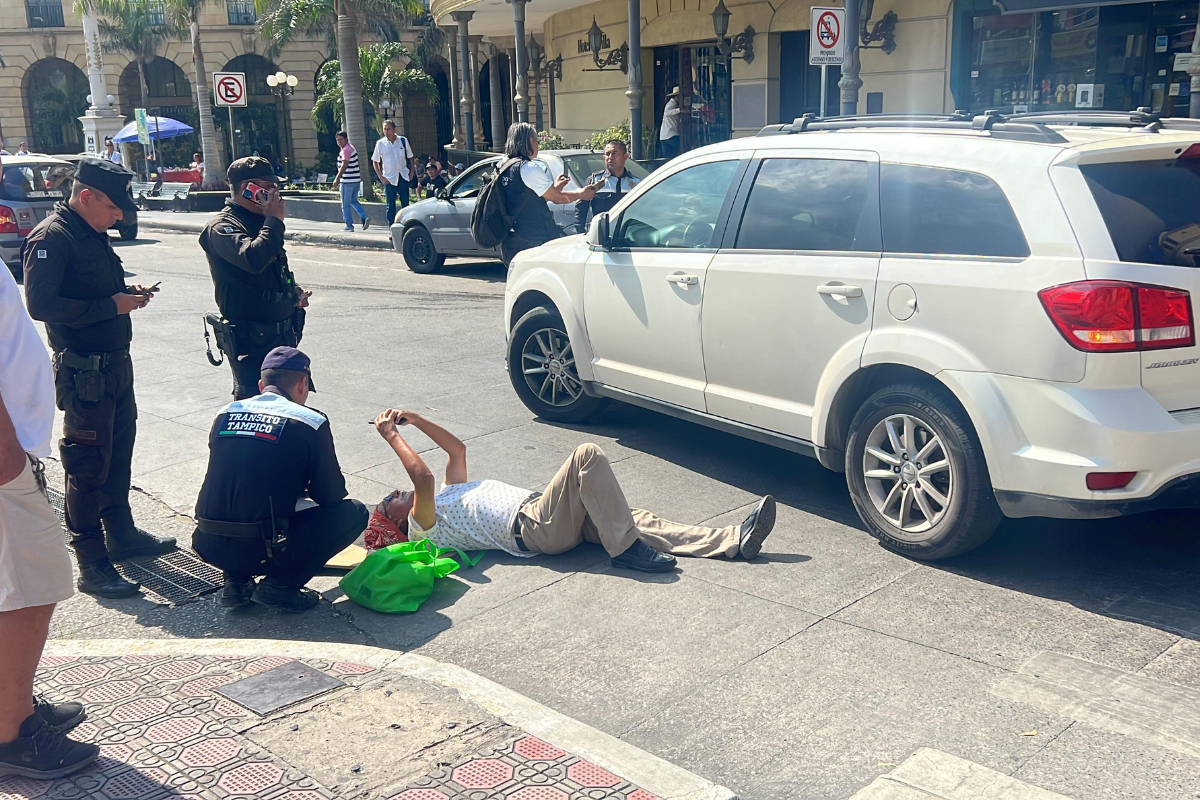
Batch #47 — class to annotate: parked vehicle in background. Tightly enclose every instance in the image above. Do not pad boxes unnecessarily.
[1,154,139,280]
[390,150,650,273]
[57,154,139,242]
[504,110,1200,560]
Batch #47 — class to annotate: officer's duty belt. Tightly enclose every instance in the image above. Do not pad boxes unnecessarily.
[195,517,287,538]
[232,317,293,335]
[58,348,129,372]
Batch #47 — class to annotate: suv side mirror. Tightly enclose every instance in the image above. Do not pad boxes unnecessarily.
[588,212,611,248]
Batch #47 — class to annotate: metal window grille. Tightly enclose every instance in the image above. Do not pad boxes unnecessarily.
[27,0,64,28]
[227,0,256,25]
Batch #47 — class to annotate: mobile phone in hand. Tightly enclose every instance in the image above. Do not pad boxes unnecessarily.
[242,185,269,204]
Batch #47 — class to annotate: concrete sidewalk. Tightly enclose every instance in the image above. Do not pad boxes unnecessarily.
[137,210,396,251]
[28,639,735,800]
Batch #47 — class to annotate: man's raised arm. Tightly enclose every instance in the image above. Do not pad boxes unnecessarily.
[394,411,468,486]
[374,409,436,529]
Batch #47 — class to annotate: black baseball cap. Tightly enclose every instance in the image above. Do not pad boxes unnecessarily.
[261,346,316,391]
[228,156,283,186]
[76,159,137,215]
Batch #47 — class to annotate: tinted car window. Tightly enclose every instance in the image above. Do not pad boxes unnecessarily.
[736,158,871,251]
[1080,159,1200,266]
[880,164,1029,258]
[450,161,497,197]
[1,164,70,203]
[615,160,739,249]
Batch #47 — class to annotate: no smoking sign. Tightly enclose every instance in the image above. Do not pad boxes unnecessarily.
[214,71,248,107]
[809,7,846,66]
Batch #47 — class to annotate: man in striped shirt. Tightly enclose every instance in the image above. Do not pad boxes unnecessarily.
[332,131,370,232]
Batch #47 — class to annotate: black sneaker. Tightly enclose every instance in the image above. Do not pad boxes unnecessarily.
[0,714,98,779]
[33,695,85,733]
[221,574,255,608]
[610,539,677,573]
[252,579,321,613]
[738,496,776,560]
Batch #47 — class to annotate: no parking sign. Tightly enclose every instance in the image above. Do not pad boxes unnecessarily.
[214,72,248,107]
[809,7,846,66]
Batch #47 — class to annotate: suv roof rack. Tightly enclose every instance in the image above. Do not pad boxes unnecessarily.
[757,111,1067,144]
[1006,108,1200,133]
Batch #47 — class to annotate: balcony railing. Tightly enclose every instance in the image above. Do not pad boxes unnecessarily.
[27,0,65,28]
[227,0,256,25]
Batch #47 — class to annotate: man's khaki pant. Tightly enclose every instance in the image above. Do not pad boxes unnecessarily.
[517,444,740,559]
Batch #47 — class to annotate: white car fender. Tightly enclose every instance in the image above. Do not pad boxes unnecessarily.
[506,255,598,383]
[810,332,873,448]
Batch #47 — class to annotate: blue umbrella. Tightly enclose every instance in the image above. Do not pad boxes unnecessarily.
[112,115,194,143]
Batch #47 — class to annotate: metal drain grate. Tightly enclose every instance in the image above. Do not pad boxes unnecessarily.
[45,486,223,606]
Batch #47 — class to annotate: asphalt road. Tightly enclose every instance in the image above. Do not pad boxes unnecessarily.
[35,231,1200,799]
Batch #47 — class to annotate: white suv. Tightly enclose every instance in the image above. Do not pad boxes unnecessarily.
[503,111,1200,560]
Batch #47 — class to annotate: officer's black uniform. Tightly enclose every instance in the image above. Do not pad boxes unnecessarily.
[193,348,367,609]
[199,157,304,399]
[23,160,176,597]
[499,157,564,267]
[573,170,640,233]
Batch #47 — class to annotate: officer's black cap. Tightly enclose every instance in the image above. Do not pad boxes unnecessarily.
[228,156,283,186]
[261,346,316,392]
[76,159,137,216]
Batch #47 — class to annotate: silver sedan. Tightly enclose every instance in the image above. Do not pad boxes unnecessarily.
[390,150,649,273]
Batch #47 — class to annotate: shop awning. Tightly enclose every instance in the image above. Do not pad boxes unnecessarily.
[994,0,1153,13]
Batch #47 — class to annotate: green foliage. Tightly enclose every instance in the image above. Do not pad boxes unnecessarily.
[254,0,424,55]
[29,72,89,153]
[537,131,566,150]
[584,120,657,158]
[312,42,440,135]
[91,0,184,65]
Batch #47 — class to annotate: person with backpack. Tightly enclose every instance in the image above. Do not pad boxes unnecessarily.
[472,122,596,266]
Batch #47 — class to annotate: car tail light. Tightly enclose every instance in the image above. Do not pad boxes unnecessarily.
[1086,471,1136,491]
[1180,143,1200,161]
[0,204,17,235]
[1039,281,1194,352]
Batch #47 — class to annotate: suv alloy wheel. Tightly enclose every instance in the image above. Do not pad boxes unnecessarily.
[508,305,606,423]
[845,382,1001,560]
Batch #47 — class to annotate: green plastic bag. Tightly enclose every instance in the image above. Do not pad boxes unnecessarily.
[339,539,481,614]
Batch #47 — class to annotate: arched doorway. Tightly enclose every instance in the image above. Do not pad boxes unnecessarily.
[478,53,511,150]
[23,58,88,154]
[424,58,453,153]
[118,57,198,167]
[218,54,287,168]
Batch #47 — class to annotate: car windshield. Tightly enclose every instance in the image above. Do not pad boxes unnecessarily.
[1,163,72,203]
[1080,157,1200,266]
[561,154,650,185]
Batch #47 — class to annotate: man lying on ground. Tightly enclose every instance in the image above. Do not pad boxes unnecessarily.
[369,409,775,571]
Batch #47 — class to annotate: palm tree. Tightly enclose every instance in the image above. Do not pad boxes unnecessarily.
[311,42,439,136]
[163,0,225,188]
[256,0,423,200]
[86,0,181,111]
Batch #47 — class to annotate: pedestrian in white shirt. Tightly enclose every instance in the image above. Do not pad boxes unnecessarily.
[370,119,414,225]
[368,409,777,571]
[0,267,98,778]
[659,86,682,159]
[102,137,122,167]
[16,143,30,157]
[189,152,205,185]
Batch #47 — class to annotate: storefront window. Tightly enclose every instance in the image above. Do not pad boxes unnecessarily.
[964,1,1196,116]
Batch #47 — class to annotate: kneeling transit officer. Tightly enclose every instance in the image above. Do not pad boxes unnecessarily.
[200,157,311,400]
[193,347,368,612]
[23,159,176,599]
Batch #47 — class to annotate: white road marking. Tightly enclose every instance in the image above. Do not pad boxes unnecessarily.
[850,748,1073,800]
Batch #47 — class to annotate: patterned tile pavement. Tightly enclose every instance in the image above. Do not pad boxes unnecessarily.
[7,656,660,800]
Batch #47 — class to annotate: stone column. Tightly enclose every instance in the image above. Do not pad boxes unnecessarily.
[626,0,644,159]
[507,48,519,125]
[489,48,505,150]
[469,36,486,149]
[452,11,476,152]
[445,27,464,148]
[79,9,123,155]
[510,0,530,123]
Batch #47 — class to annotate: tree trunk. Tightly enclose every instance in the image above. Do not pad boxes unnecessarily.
[338,0,375,200]
[192,17,226,188]
[137,58,150,110]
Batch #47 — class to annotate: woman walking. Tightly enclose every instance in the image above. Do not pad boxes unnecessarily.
[332,131,370,232]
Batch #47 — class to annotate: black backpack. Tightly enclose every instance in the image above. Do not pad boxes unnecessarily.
[470,157,527,248]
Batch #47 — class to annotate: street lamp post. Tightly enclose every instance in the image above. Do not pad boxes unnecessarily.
[584,17,628,73]
[527,35,561,132]
[710,0,754,63]
[266,71,298,177]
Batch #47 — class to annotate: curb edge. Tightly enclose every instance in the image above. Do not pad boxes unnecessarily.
[140,222,395,251]
[43,637,737,800]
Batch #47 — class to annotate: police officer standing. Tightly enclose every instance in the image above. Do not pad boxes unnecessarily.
[23,160,177,599]
[573,139,640,234]
[193,347,368,612]
[199,157,311,400]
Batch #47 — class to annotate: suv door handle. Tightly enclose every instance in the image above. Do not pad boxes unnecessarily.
[817,284,863,299]
[667,273,699,286]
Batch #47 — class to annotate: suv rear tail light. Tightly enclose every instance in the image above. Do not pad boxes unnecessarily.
[1180,143,1200,160]
[1086,471,1136,491]
[0,204,17,235]
[1039,281,1194,352]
